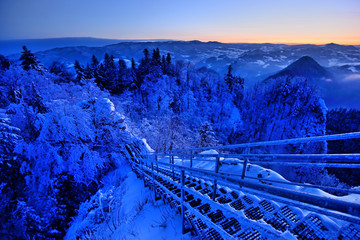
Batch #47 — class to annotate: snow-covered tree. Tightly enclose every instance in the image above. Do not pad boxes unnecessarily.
[0,54,10,70]
[74,60,85,82]
[199,122,218,147]
[238,76,326,153]
[0,61,134,238]
[20,46,41,72]
[235,76,328,184]
[49,61,72,83]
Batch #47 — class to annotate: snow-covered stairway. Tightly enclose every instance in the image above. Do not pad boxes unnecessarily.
[125,133,360,240]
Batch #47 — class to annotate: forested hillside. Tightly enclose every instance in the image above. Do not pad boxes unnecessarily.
[0,46,356,238]
[0,47,131,238]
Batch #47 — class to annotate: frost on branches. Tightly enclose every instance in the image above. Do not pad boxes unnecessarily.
[0,61,131,238]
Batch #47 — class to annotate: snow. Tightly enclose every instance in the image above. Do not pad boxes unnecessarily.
[0,122,21,133]
[142,138,155,153]
[255,60,266,66]
[123,59,132,68]
[152,149,358,238]
[340,190,360,203]
[344,73,360,82]
[348,66,358,73]
[166,150,360,203]
[1,43,359,239]
[65,167,191,240]
[281,230,297,240]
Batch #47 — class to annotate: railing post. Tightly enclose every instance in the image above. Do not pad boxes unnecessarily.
[212,156,220,201]
[181,170,185,234]
[241,148,250,179]
[171,155,175,180]
[140,157,146,187]
[151,162,157,201]
[155,153,158,172]
[190,150,193,168]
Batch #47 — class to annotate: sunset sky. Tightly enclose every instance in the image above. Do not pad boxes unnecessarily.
[1,0,359,44]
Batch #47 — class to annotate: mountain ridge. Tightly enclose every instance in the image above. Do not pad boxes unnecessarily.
[263,56,360,109]
[0,37,176,56]
[4,40,360,109]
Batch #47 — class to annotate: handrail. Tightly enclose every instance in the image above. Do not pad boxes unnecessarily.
[148,156,360,195]
[149,153,360,168]
[125,132,360,239]
[136,161,287,239]
[153,153,360,163]
[159,132,360,153]
[151,132,360,198]
[141,158,360,220]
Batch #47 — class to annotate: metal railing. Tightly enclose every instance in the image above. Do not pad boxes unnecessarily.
[126,132,360,239]
[155,132,360,193]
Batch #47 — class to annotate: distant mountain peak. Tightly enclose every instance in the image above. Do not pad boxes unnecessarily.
[324,42,357,50]
[286,56,325,72]
[293,55,318,63]
[188,40,202,44]
[326,43,340,46]
[266,55,331,81]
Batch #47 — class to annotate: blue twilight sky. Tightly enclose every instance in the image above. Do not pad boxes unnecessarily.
[0,0,359,44]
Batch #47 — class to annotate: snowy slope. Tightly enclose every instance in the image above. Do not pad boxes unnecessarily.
[65,164,191,240]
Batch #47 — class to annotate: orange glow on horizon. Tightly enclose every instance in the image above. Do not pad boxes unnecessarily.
[184,36,360,46]
[223,39,360,45]
[111,35,360,46]
[166,32,360,46]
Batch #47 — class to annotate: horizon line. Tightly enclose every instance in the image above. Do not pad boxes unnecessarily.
[1,36,359,46]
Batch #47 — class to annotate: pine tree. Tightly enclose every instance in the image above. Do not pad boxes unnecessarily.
[49,61,72,82]
[151,48,161,66]
[162,55,166,69]
[74,60,85,81]
[224,64,244,105]
[104,54,117,90]
[20,46,40,71]
[0,54,10,70]
[156,48,161,64]
[130,58,137,90]
[96,63,105,88]
[90,55,99,75]
[119,59,126,70]
[166,53,171,65]
[224,65,235,92]
[131,58,136,70]
[135,49,152,90]
[91,54,99,66]
[104,54,115,70]
[232,75,245,106]
[114,59,128,94]
[161,53,173,75]
[147,48,162,78]
[143,48,150,63]
[199,122,218,147]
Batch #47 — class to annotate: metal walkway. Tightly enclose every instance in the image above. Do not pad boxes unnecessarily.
[126,133,360,239]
